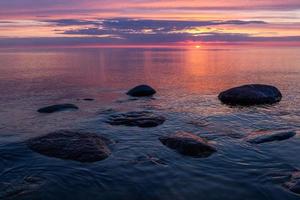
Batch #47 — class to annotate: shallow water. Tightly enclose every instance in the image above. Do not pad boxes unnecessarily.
[0,46,300,200]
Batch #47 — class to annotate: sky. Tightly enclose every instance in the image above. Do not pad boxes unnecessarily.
[0,0,299,47]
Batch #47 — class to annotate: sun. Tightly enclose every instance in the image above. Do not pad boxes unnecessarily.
[195,45,201,49]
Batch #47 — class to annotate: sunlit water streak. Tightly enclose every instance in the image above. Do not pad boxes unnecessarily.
[0,47,300,199]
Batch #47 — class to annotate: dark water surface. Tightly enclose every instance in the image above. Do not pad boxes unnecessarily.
[0,47,300,200]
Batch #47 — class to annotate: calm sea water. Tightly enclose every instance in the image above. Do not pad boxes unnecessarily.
[0,47,300,200]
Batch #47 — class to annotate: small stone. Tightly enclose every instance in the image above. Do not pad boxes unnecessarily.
[127,85,156,97]
[159,132,216,157]
[290,182,300,194]
[83,98,94,101]
[37,104,78,113]
[246,129,296,144]
[284,171,300,195]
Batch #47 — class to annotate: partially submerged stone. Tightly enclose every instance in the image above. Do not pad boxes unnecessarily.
[284,171,300,195]
[83,98,94,101]
[290,182,300,194]
[127,85,156,97]
[106,111,165,128]
[246,129,296,144]
[27,131,111,162]
[37,104,78,113]
[159,132,216,157]
[218,84,282,106]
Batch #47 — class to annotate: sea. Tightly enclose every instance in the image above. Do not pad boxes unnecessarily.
[0,46,300,200]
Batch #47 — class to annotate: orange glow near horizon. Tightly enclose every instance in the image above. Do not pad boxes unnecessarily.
[0,0,299,47]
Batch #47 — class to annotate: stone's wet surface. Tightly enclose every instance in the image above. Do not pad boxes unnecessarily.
[27,131,112,162]
[159,132,216,157]
[105,111,165,127]
[218,84,282,106]
[127,85,156,97]
[246,129,296,144]
[37,104,78,113]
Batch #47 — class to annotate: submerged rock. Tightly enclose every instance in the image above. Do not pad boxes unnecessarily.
[159,132,216,157]
[1,177,44,199]
[290,182,300,194]
[37,104,78,113]
[284,171,300,195]
[106,111,165,128]
[127,85,156,97]
[246,129,296,144]
[27,131,111,162]
[133,154,167,166]
[218,84,282,106]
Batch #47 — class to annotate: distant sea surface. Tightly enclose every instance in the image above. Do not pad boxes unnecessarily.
[1,46,300,200]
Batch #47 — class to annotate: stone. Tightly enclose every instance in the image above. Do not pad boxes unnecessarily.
[127,85,156,97]
[284,171,300,195]
[106,111,165,128]
[218,84,282,106]
[290,182,300,194]
[83,98,94,101]
[27,131,111,162]
[159,132,216,157]
[37,104,78,113]
[246,129,296,144]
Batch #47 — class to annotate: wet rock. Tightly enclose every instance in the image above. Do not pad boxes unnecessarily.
[127,85,156,97]
[106,111,165,128]
[98,108,117,115]
[159,132,216,157]
[188,119,210,127]
[218,84,282,106]
[284,171,300,195]
[1,184,34,199]
[0,176,44,199]
[290,182,300,194]
[83,98,94,101]
[37,104,78,113]
[246,129,296,144]
[27,131,112,162]
[133,154,167,166]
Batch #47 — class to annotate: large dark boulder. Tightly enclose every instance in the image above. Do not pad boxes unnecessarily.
[27,131,112,162]
[246,129,296,144]
[218,84,282,106]
[37,104,78,113]
[159,132,216,157]
[106,111,165,128]
[127,85,156,97]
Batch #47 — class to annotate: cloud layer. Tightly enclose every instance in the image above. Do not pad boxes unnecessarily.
[0,1,299,46]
